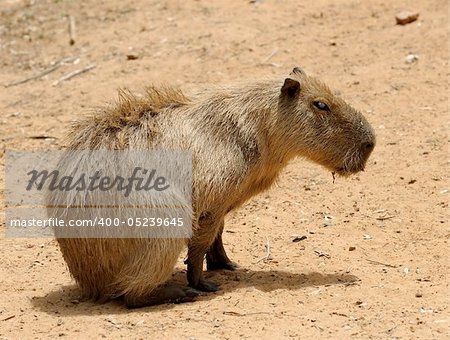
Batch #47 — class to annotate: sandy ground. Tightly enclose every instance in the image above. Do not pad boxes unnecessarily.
[0,0,449,339]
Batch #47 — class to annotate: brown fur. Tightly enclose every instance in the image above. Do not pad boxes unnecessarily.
[49,68,375,307]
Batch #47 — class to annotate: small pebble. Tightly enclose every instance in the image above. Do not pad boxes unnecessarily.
[349,246,356,251]
[323,215,334,227]
[419,307,433,314]
[292,236,307,242]
[405,54,419,64]
[415,292,423,298]
[396,11,419,25]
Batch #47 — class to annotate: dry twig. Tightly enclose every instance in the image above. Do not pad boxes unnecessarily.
[68,15,76,45]
[366,258,397,268]
[2,315,15,321]
[53,63,96,86]
[256,236,272,263]
[223,311,271,317]
[4,56,79,88]
[375,215,395,221]
[314,250,331,259]
[261,49,278,64]
[5,65,60,88]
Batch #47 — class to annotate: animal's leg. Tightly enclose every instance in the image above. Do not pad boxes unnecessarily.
[206,220,238,271]
[186,211,223,292]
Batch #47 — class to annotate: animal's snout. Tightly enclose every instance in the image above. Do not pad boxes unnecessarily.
[362,141,374,151]
[361,141,375,160]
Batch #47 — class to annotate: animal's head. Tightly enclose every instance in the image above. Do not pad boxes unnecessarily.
[278,67,375,176]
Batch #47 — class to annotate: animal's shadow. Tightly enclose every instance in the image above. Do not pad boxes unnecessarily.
[32,268,359,316]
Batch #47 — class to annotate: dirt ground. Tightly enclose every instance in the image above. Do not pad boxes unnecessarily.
[0,0,448,339]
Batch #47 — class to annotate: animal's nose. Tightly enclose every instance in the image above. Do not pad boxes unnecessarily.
[361,141,375,159]
[362,141,374,151]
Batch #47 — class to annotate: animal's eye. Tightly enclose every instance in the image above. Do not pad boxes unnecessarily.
[313,101,330,112]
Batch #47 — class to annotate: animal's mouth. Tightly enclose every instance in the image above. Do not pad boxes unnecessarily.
[333,164,365,177]
[328,138,375,178]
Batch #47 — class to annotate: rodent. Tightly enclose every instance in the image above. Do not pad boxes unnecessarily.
[49,67,375,308]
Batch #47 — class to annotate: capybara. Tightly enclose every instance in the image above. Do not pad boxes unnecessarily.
[49,67,375,308]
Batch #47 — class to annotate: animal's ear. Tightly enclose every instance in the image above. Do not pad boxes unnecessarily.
[291,67,305,76]
[281,78,300,98]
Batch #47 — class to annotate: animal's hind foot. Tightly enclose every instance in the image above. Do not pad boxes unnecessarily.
[124,283,200,309]
[190,278,220,292]
[206,233,237,271]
